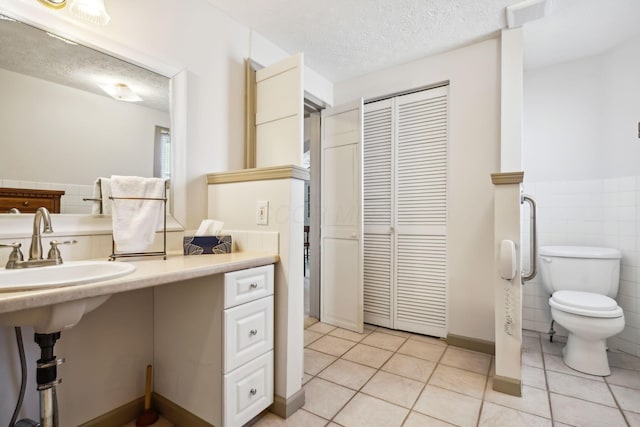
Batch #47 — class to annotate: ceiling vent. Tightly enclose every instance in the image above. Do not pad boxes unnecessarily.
[506,0,550,28]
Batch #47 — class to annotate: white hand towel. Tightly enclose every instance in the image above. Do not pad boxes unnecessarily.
[92,177,113,215]
[110,175,166,253]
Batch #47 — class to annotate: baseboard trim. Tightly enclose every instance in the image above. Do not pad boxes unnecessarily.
[270,388,306,418]
[493,375,522,396]
[77,397,144,427]
[446,333,495,355]
[152,392,213,427]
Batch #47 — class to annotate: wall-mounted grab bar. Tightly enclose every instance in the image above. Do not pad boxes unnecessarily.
[521,194,537,282]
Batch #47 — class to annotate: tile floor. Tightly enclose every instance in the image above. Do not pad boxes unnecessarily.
[254,323,640,427]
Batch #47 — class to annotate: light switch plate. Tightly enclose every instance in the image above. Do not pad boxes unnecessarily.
[256,200,269,225]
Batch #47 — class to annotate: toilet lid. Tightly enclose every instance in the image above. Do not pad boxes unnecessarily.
[550,291,623,318]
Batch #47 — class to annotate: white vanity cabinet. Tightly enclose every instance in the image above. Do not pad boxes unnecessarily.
[154,264,275,427]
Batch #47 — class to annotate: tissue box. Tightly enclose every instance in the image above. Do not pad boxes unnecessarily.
[183,235,232,255]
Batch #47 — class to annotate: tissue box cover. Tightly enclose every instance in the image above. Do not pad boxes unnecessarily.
[183,235,232,255]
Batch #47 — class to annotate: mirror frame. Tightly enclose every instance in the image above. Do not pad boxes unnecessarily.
[0,3,187,226]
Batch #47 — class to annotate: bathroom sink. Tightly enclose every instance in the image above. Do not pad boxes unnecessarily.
[0,261,136,333]
[0,261,136,292]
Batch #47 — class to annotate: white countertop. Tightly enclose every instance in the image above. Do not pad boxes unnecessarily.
[0,252,279,314]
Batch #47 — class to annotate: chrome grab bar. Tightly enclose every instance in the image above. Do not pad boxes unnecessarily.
[521,194,537,282]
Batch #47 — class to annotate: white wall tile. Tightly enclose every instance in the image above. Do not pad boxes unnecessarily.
[525,175,640,356]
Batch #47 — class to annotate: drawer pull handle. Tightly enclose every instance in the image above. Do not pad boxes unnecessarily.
[23,201,30,206]
[250,329,258,336]
[250,388,257,396]
[250,282,258,289]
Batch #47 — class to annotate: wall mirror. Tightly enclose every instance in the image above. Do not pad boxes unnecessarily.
[0,14,172,215]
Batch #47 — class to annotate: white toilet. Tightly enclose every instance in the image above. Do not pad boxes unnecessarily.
[538,246,625,376]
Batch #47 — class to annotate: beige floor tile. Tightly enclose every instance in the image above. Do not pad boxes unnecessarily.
[541,337,564,356]
[522,349,544,368]
[253,409,328,427]
[342,343,393,368]
[302,373,313,385]
[307,322,336,334]
[413,384,482,427]
[333,393,409,427]
[375,326,412,337]
[302,377,356,420]
[440,346,492,375]
[625,410,640,427]
[484,378,551,418]
[329,327,370,342]
[398,339,446,362]
[428,364,487,399]
[364,323,377,332]
[523,329,540,337]
[304,329,324,346]
[608,351,640,372]
[610,384,640,413]
[547,370,616,406]
[543,353,605,381]
[382,353,436,382]
[522,364,547,390]
[304,316,319,329]
[326,423,342,427]
[478,401,552,427]
[304,348,337,375]
[550,392,627,427]
[607,366,640,389]
[402,411,455,427]
[307,335,356,357]
[317,358,376,390]
[361,331,407,351]
[410,333,448,346]
[361,370,424,408]
[522,335,542,354]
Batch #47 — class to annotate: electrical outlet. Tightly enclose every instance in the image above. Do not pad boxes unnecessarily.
[256,200,269,225]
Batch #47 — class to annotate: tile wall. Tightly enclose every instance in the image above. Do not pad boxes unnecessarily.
[522,176,640,357]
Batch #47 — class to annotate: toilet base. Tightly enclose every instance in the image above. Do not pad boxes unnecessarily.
[562,334,610,376]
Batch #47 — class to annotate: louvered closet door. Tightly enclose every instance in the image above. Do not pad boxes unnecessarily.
[394,87,448,337]
[362,85,448,337]
[363,99,394,328]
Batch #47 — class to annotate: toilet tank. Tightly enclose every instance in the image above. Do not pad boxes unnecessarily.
[538,246,621,297]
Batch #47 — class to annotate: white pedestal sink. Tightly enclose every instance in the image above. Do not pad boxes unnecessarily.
[0,261,136,333]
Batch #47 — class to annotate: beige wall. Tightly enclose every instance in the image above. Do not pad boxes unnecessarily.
[335,38,501,342]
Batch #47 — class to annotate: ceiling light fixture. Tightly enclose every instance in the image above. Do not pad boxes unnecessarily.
[36,0,67,9]
[98,83,143,102]
[69,0,110,25]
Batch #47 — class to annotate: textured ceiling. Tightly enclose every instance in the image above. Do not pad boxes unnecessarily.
[0,17,169,112]
[207,0,640,82]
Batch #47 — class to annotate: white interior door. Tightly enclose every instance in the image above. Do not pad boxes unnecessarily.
[255,53,303,167]
[363,99,394,328]
[320,99,364,333]
[393,87,448,337]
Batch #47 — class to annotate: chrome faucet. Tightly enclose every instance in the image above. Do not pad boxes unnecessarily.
[30,207,53,261]
[0,207,76,269]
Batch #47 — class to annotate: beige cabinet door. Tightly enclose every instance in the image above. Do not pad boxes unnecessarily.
[320,99,364,333]
[255,53,304,167]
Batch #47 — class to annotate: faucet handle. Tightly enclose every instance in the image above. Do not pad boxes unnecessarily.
[47,240,77,264]
[0,242,24,268]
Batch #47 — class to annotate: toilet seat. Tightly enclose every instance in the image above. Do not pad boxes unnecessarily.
[550,290,623,318]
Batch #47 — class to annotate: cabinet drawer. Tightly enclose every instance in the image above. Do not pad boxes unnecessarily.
[224,351,273,427]
[224,264,274,308]
[224,296,273,373]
